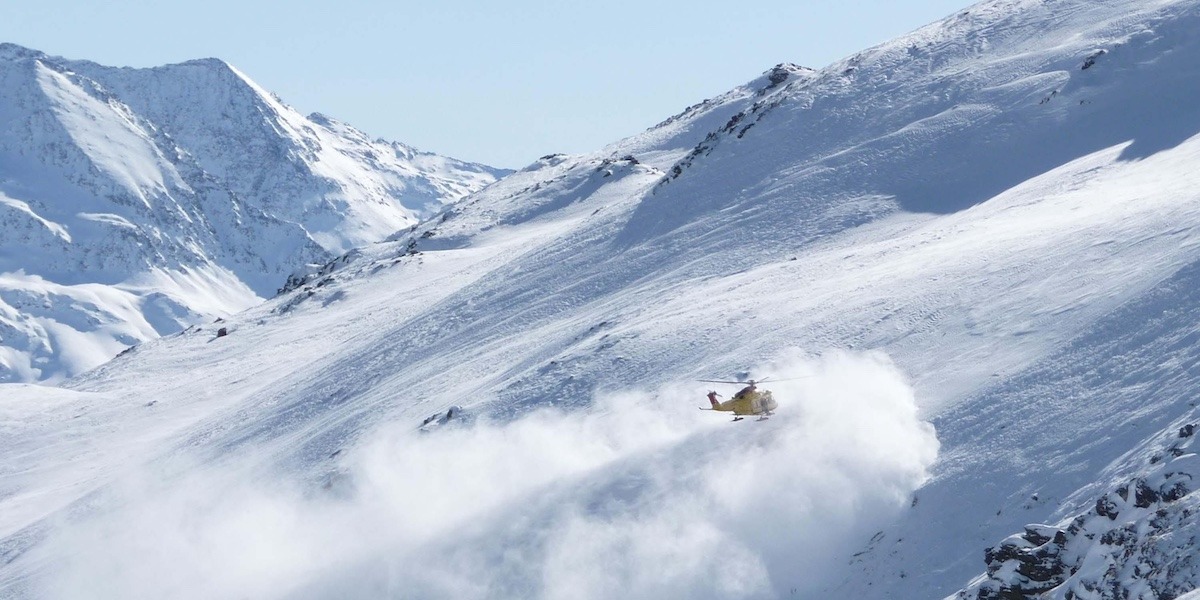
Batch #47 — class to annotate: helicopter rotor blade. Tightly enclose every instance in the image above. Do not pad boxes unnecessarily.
[697,376,813,385]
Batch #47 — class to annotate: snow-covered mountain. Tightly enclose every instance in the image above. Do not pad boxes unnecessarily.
[0,44,508,382]
[5,0,1200,597]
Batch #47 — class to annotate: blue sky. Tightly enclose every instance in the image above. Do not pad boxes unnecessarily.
[2,0,972,168]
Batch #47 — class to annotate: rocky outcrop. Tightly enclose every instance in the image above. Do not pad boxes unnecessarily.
[957,421,1200,599]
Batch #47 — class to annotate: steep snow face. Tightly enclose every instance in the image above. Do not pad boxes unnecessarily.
[66,58,503,254]
[6,0,1200,597]
[633,0,1200,242]
[0,45,508,382]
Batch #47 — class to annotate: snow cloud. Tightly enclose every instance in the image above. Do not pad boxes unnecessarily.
[33,350,938,599]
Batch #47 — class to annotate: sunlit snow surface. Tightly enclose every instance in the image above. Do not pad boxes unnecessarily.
[0,46,507,383]
[5,0,1200,598]
[17,354,935,599]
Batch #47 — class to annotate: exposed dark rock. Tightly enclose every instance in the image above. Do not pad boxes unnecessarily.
[1081,49,1107,70]
[767,66,790,86]
[1135,479,1160,508]
[1162,479,1191,503]
[958,415,1200,599]
[1096,494,1120,520]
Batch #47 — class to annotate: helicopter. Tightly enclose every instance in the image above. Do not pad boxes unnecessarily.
[698,378,779,421]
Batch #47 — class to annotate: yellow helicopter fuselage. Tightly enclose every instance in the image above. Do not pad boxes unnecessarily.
[714,389,777,416]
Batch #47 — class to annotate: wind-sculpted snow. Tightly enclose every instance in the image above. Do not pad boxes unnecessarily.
[26,353,937,600]
[631,0,1200,250]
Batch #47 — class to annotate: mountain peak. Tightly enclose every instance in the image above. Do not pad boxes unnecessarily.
[176,56,231,69]
[0,43,46,62]
[0,50,509,382]
[761,62,814,90]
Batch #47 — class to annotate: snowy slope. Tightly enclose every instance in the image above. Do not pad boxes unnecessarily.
[6,0,1200,598]
[0,44,508,383]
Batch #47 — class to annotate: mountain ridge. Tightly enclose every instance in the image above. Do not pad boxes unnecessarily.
[0,44,509,382]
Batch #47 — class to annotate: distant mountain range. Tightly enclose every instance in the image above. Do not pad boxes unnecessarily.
[0,43,508,382]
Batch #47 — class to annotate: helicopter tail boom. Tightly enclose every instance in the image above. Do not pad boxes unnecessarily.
[706,391,721,410]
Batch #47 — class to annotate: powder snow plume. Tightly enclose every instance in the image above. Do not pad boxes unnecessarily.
[32,350,937,599]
